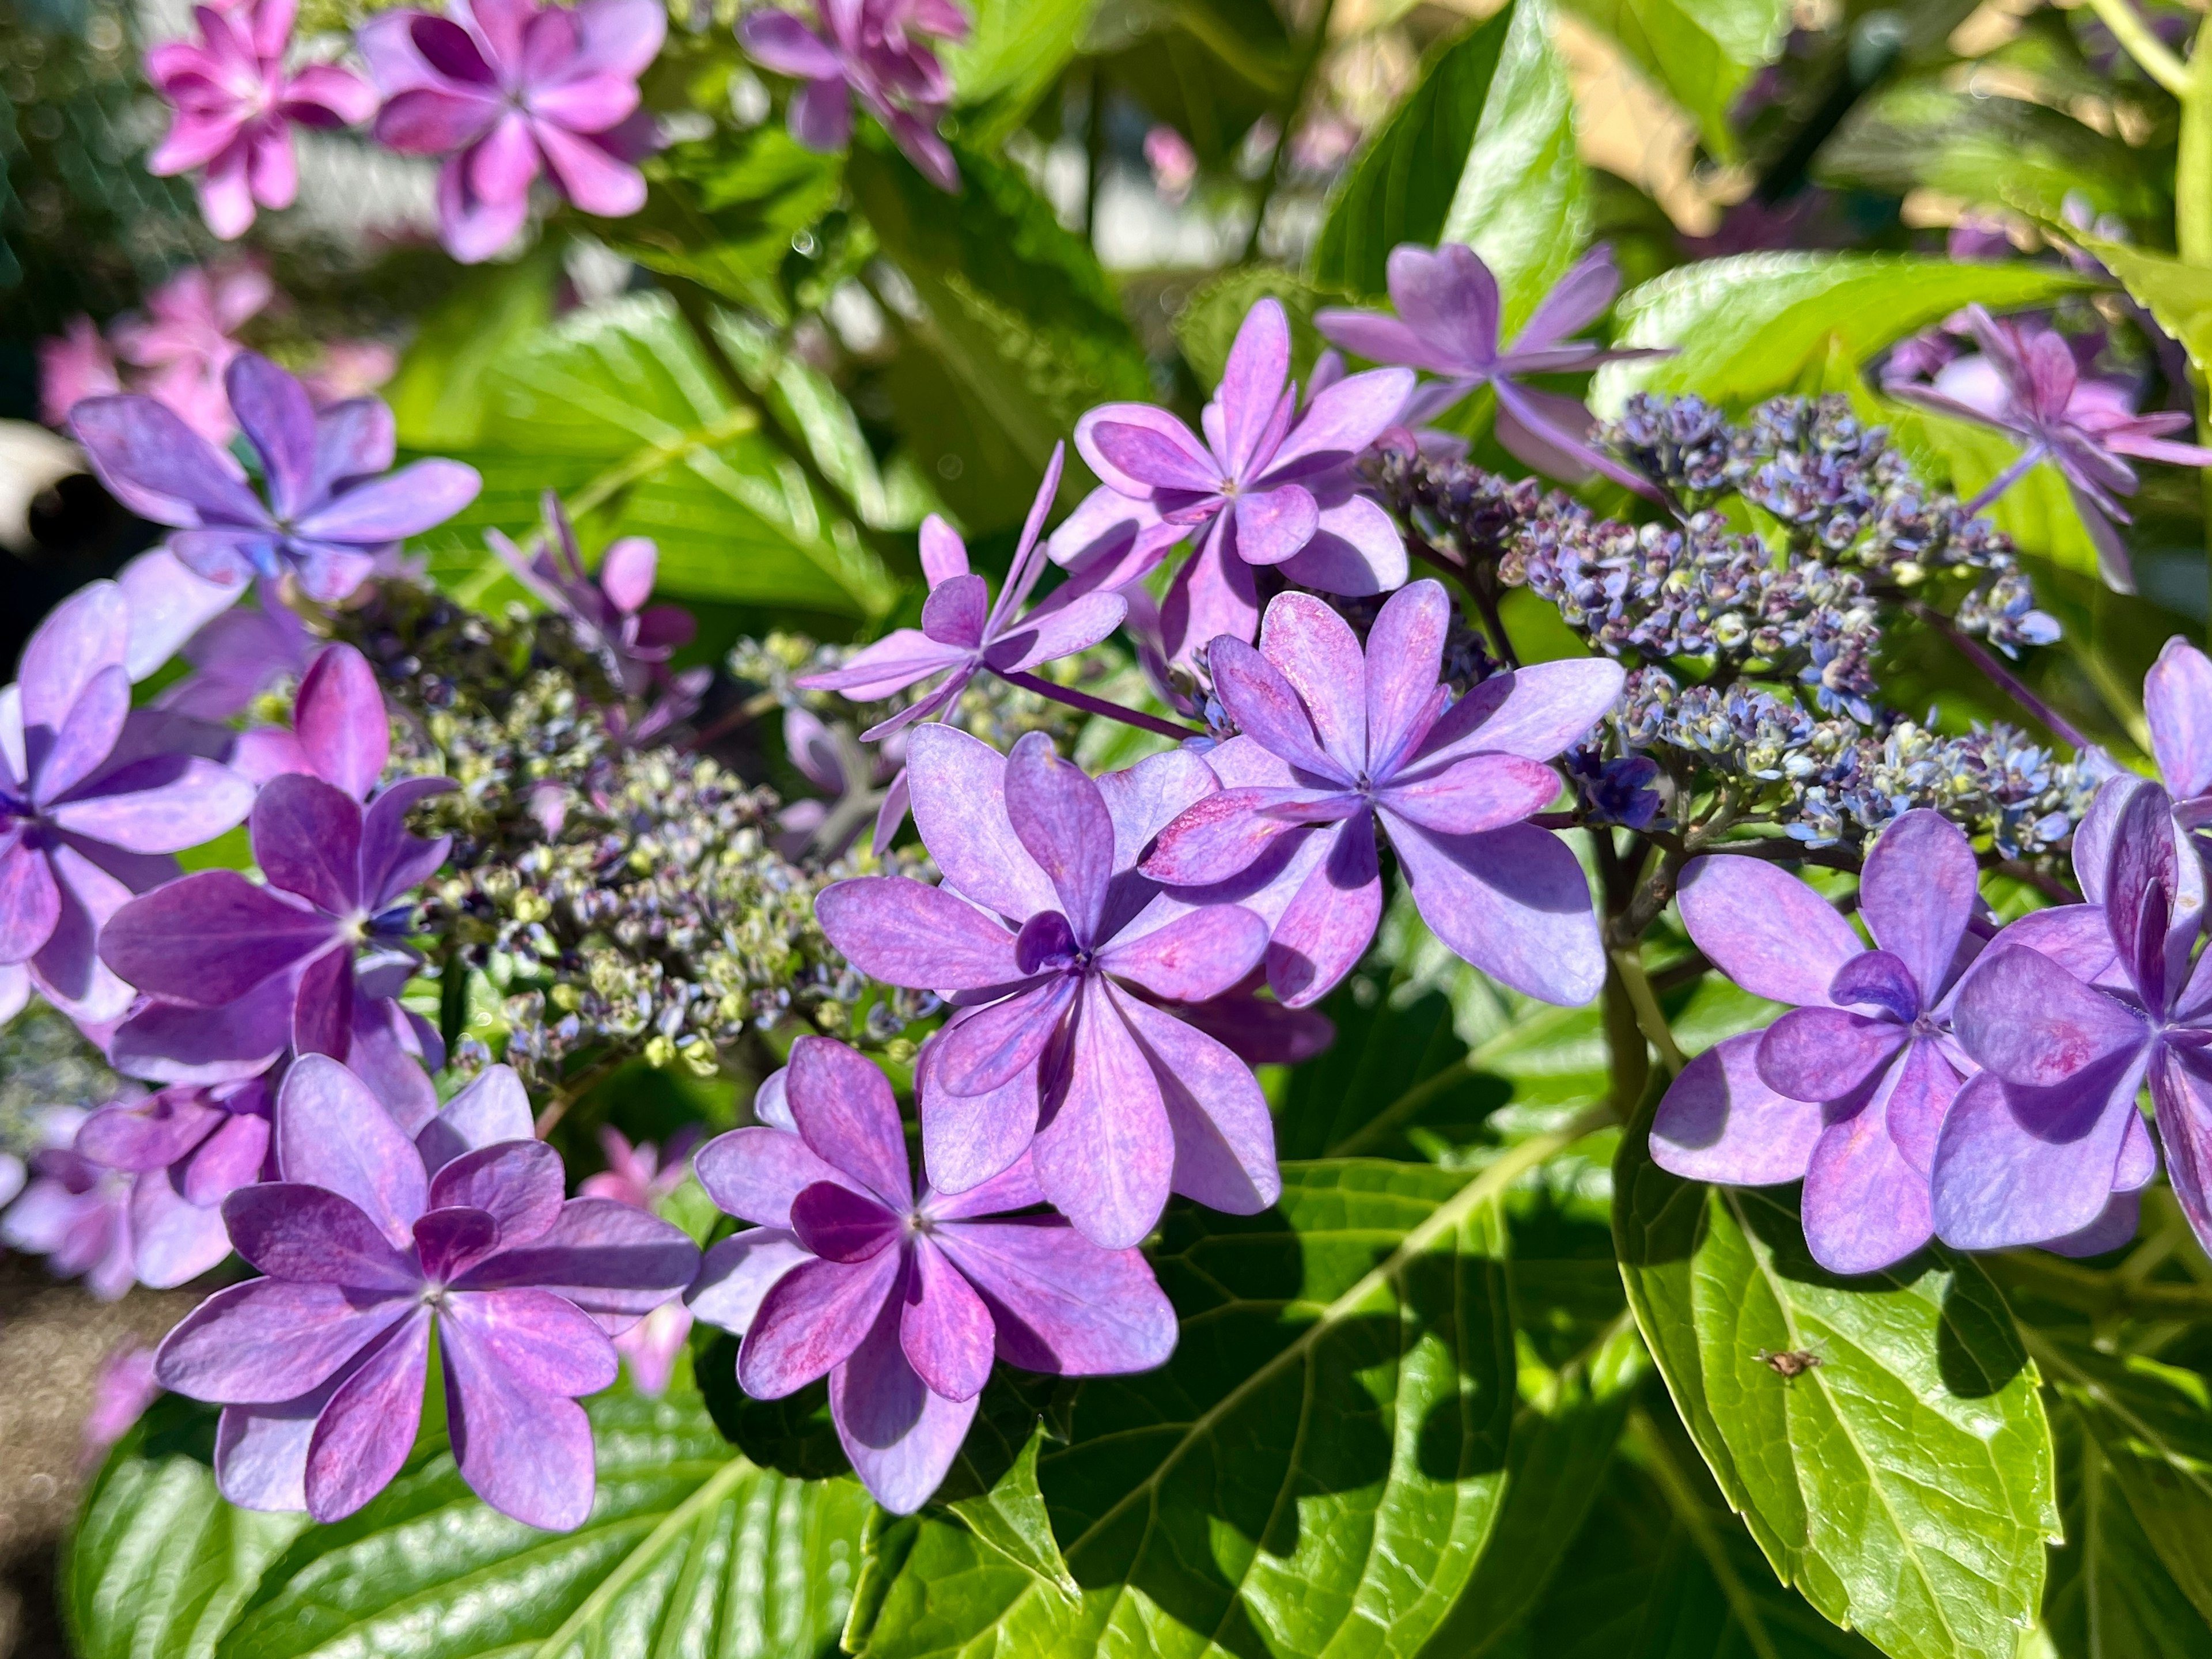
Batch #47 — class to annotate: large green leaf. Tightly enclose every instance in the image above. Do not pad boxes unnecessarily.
[1589,253,2096,412]
[2075,234,2212,374]
[1613,1117,2061,1659]
[387,251,560,453]
[848,132,1152,531]
[1310,9,1515,298]
[848,1156,1574,1657]
[213,1373,872,1659]
[1173,267,1345,391]
[416,291,899,620]
[1558,0,1789,160]
[944,0,1096,146]
[1437,0,1589,335]
[64,1397,309,1659]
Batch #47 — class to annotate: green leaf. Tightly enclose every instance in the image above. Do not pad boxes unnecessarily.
[610,125,846,321]
[1173,267,1347,393]
[1613,1114,2061,1659]
[849,1155,1569,1657]
[63,1397,309,1659]
[2074,234,2212,374]
[415,291,899,620]
[945,0,1096,147]
[935,1408,1079,1596]
[848,132,1153,531]
[2040,1394,2212,1657]
[1310,9,1515,298]
[1558,0,1789,160]
[1274,971,1508,1161]
[387,251,560,452]
[1590,253,2096,411]
[213,1371,872,1659]
[1437,0,1590,335]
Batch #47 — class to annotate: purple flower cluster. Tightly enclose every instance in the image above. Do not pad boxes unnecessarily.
[739,0,969,192]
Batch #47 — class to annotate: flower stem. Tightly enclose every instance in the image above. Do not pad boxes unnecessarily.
[2085,0,2192,96]
[1961,442,2047,516]
[997,669,1206,740]
[1905,600,2090,751]
[1610,946,1688,1077]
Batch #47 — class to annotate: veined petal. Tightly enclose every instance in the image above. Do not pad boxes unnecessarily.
[815,876,1020,991]
[1675,855,1861,1009]
[1384,816,1604,1006]
[1650,1032,1824,1185]
[1032,984,1171,1249]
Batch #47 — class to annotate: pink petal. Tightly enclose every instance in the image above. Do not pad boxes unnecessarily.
[535,121,646,216]
[931,1213,1175,1374]
[1112,986,1278,1217]
[304,1313,431,1522]
[737,1248,903,1397]
[1675,854,1861,1008]
[1264,812,1383,1007]
[1031,984,1171,1249]
[900,1238,994,1400]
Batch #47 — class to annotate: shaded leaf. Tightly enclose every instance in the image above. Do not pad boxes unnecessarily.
[1612,1101,2061,1659]
[2074,234,2212,374]
[1559,0,1790,160]
[1590,253,2095,411]
[945,0,1097,147]
[1173,267,1344,391]
[387,251,559,452]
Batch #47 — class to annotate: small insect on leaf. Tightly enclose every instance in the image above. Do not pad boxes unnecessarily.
[1756,1348,1824,1378]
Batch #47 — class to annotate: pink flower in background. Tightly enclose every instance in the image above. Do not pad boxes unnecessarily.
[581,1127,700,1395]
[147,0,377,238]
[39,319,122,427]
[362,0,666,264]
[109,261,274,446]
[1144,125,1196,202]
[81,1345,162,1468]
[739,0,967,192]
[303,339,399,405]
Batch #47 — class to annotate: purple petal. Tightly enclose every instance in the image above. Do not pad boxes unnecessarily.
[1387,244,1498,370]
[1268,369,1415,480]
[786,75,852,150]
[921,571,988,647]
[1882,1036,1963,1179]
[791,1179,903,1263]
[2146,637,2212,798]
[1099,904,1267,1002]
[1802,1096,1934,1275]
[292,459,480,544]
[359,776,457,911]
[417,1064,533,1173]
[226,355,317,521]
[1266,814,1384,1008]
[1258,592,1367,773]
[922,1150,1046,1219]
[46,758,255,855]
[131,1175,238,1289]
[1113,987,1278,1217]
[109,972,296,1085]
[1933,1059,2147,1250]
[798,628,963,699]
[1380,752,1560,835]
[1209,635,1343,782]
[904,725,1059,923]
[223,1183,418,1289]
[901,1238,995,1400]
[293,644,389,801]
[289,944,355,1062]
[932,1212,1173,1374]
[1077,405,1219,496]
[987,592,1128,676]
[1512,244,1622,349]
[77,1088,228,1171]
[275,1054,430,1248]
[934,978,1075,1097]
[1757,1009,1907,1104]
[1384,816,1604,1006]
[251,773,364,915]
[69,396,268,530]
[439,1305,602,1531]
[917,514,969,586]
[1214,300,1292,476]
[0,847,60,964]
[1415,657,1625,768]
[736,1248,903,1398]
[815,876,1020,991]
[453,1196,700,1330]
[828,1289,978,1514]
[99,871,338,1005]
[787,1034,914,1208]
[2154,1050,2212,1256]
[20,578,130,733]
[695,1126,857,1229]
[1139,787,1333,888]
[1159,515,1260,660]
[1364,579,1450,774]
[156,1277,411,1403]
[686,1227,810,1335]
[916,1033,1039,1196]
[1955,945,2148,1087]
[34,842,138,1022]
[1829,950,1922,1023]
[2039,1190,2142,1257]
[442,1286,618,1397]
[35,665,129,804]
[117,549,243,680]
[1312,308,1444,372]
[429,1141,565,1249]
[1649,1032,1823,1185]
[304,1313,431,1522]
[1229,486,1319,566]
[1675,855,1861,1008]
[1032,984,1171,1249]
[1001,733,1116,943]
[1095,747,1221,869]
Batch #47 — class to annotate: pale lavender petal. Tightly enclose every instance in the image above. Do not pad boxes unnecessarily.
[1388,244,1498,371]
[156,1277,411,1403]
[1416,658,1625,768]
[1933,1058,2147,1250]
[1311,308,1445,373]
[1802,1098,1934,1276]
[1264,366,1415,476]
[1099,903,1267,1001]
[1159,516,1260,660]
[922,1151,1046,1220]
[275,1054,430,1248]
[738,7,839,74]
[1209,635,1342,781]
[917,514,968,586]
[1675,855,1861,1008]
[20,582,130,736]
[109,973,295,1085]
[1032,984,1171,1249]
[35,665,129,804]
[1138,787,1335,888]
[0,847,59,964]
[2147,636,2212,798]
[293,459,480,543]
[2153,1050,2212,1256]
[787,75,852,150]
[1384,816,1604,1006]
[304,1313,431,1522]
[921,572,988,647]
[46,758,253,854]
[933,1214,1174,1374]
[131,1173,236,1289]
[2039,1191,2142,1257]
[1229,486,1319,566]
[916,1035,1038,1197]
[215,1389,327,1513]
[1275,494,1408,597]
[1954,945,2147,1087]
[900,1238,994,1400]
[442,1286,618,1397]
[293,644,389,800]
[1361,580,1450,773]
[1757,1008,1908,1105]
[815,876,1020,991]
[686,1228,810,1335]
[454,1197,699,1330]
[786,1033,914,1207]
[798,628,964,699]
[1094,747,1221,872]
[418,1063,533,1172]
[1215,300,1292,476]
[1650,1032,1823,1185]
[438,1319,601,1531]
[695,1126,858,1228]
[1113,986,1279,1217]
[1882,1037,1964,1179]
[933,978,1075,1098]
[429,1142,565,1248]
[1075,404,1218,496]
[1267,813,1384,1008]
[987,592,1128,675]
[737,1248,903,1397]
[828,1289,978,1514]
[1380,752,1560,835]
[1254,592,1367,772]
[904,725,1058,922]
[1001,733,1116,942]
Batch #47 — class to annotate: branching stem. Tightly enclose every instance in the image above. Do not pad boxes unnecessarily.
[997,670,1206,740]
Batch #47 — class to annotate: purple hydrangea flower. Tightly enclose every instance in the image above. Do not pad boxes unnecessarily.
[100,644,450,1122]
[1141,582,1618,1009]
[1313,243,1666,497]
[775,708,907,861]
[82,1344,162,1468]
[1055,300,1415,662]
[146,0,376,239]
[1650,811,1993,1274]
[2,582,256,1028]
[2,1107,138,1301]
[117,548,249,684]
[798,446,1128,738]
[362,0,665,264]
[579,1126,699,1396]
[816,725,1278,1248]
[155,579,316,721]
[154,1055,702,1528]
[1934,783,2199,1256]
[738,0,968,192]
[71,351,482,604]
[77,1077,274,1289]
[491,494,696,699]
[686,1036,1175,1513]
[1886,305,2212,594]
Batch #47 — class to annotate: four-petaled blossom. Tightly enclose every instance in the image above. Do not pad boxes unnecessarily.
[817,726,1279,1248]
[1649,811,1994,1274]
[1056,300,1414,662]
[687,1036,1175,1513]
[1887,305,2212,594]
[1143,582,1618,1009]
[1,1107,138,1301]
[362,0,665,264]
[799,446,1127,737]
[1,582,255,1027]
[492,494,696,698]
[77,1077,275,1289]
[1935,783,2198,1255]
[156,1056,701,1527]
[108,261,273,446]
[579,1126,700,1395]
[738,0,968,192]
[73,352,481,604]
[1315,243,1666,497]
[147,0,376,239]
[100,644,449,1124]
